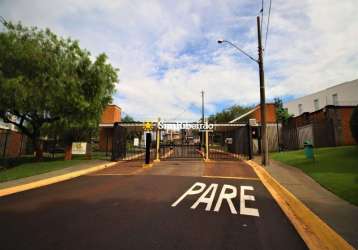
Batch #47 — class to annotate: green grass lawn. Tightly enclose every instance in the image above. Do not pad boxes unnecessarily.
[271,145,358,206]
[0,157,93,183]
[0,152,111,183]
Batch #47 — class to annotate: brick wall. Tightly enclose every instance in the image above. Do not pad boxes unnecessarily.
[99,127,113,151]
[100,105,121,124]
[0,129,27,157]
[339,108,355,145]
[252,103,277,124]
[285,105,356,147]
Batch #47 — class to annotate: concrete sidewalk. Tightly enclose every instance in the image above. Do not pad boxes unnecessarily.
[255,157,358,248]
[0,160,115,194]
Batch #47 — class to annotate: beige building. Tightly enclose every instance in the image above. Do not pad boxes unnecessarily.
[284,79,358,116]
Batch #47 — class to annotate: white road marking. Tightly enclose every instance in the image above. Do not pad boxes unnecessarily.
[214,184,238,214]
[240,186,260,217]
[191,183,218,211]
[171,182,206,207]
[171,182,260,217]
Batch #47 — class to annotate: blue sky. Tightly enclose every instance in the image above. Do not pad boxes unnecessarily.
[1,0,357,121]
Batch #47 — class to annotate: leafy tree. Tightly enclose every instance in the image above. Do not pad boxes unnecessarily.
[208,105,253,123]
[122,114,135,122]
[274,97,291,123]
[0,21,118,159]
[350,106,358,144]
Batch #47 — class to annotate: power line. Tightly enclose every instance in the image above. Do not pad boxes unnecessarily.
[260,0,264,31]
[264,0,272,55]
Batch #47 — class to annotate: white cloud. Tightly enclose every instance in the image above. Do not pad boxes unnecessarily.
[1,0,357,121]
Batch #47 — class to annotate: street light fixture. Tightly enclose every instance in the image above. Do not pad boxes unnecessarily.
[217,39,258,63]
[217,16,269,166]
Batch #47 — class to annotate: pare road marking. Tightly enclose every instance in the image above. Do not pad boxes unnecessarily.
[171,182,259,217]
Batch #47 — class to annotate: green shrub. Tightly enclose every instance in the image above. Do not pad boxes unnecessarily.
[350,106,358,144]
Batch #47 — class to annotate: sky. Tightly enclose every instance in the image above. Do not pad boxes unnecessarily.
[1,0,357,121]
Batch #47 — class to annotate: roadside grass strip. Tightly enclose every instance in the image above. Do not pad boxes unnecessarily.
[0,162,117,197]
[271,146,358,205]
[246,160,354,250]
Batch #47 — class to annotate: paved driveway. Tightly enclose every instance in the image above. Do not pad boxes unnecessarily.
[0,160,307,250]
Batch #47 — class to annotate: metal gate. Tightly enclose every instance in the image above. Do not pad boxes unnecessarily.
[112,122,155,161]
[159,127,203,160]
[159,144,203,160]
[208,124,251,160]
[111,122,253,162]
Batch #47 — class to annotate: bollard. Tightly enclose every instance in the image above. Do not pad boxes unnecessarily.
[143,132,153,168]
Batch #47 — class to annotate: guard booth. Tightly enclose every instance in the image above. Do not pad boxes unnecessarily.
[111,121,254,162]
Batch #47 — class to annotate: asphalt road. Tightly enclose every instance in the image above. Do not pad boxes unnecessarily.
[0,160,307,250]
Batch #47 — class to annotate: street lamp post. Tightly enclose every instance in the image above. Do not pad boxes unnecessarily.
[218,15,269,166]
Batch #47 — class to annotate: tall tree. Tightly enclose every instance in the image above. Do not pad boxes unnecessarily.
[0,21,118,159]
[122,114,135,122]
[208,105,253,123]
[274,98,291,123]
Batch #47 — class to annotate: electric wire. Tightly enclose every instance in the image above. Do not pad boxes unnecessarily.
[264,0,272,55]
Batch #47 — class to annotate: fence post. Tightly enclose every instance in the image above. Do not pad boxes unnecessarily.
[247,124,253,160]
[19,133,24,157]
[2,129,10,158]
[154,118,161,162]
[205,130,209,161]
[276,121,281,152]
[105,132,109,157]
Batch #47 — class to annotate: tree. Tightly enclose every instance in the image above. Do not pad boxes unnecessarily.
[122,114,135,122]
[208,105,253,123]
[350,106,358,144]
[0,21,118,159]
[274,98,291,123]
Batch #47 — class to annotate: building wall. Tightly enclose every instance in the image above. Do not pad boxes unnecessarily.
[339,108,355,145]
[281,106,356,148]
[284,79,358,116]
[99,127,113,151]
[99,105,122,152]
[0,129,27,157]
[100,105,121,124]
[252,103,277,124]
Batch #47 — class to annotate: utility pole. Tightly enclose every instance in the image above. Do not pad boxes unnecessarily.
[201,90,205,150]
[257,15,269,166]
[201,90,205,123]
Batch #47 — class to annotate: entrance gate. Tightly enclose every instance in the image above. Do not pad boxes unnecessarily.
[111,121,254,162]
[111,122,156,161]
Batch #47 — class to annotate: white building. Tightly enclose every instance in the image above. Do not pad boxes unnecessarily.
[284,79,358,116]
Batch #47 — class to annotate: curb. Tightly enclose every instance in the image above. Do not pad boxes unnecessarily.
[246,160,354,250]
[0,161,118,198]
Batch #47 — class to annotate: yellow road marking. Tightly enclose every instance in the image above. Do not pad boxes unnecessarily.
[246,160,354,250]
[89,173,136,176]
[89,168,145,176]
[201,175,260,181]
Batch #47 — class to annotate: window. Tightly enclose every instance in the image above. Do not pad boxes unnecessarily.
[298,104,303,114]
[332,93,338,105]
[314,99,319,111]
